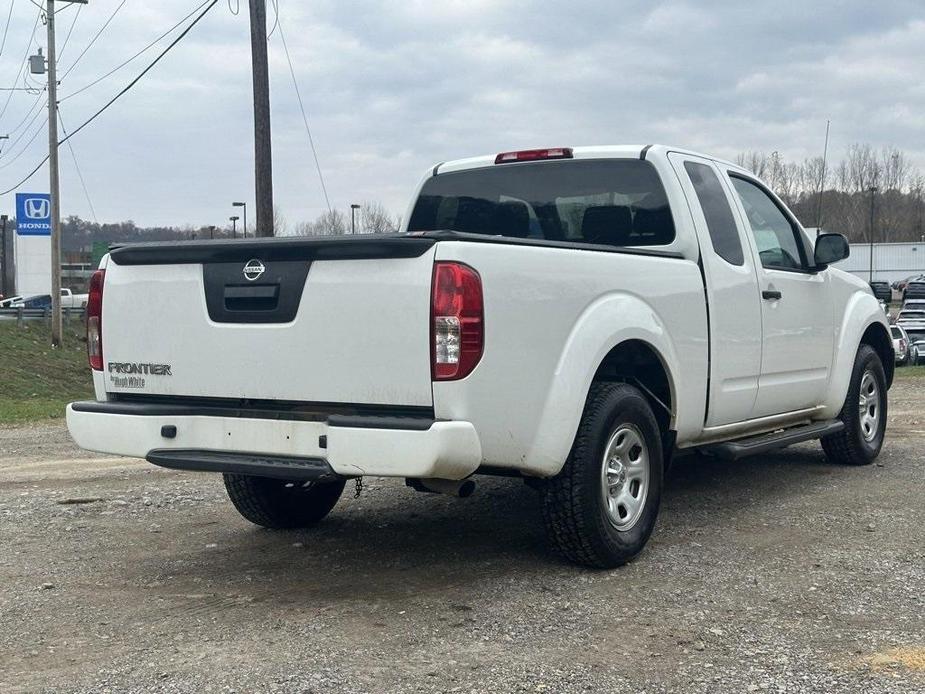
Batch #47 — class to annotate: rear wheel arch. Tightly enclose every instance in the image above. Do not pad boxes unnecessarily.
[591,339,675,435]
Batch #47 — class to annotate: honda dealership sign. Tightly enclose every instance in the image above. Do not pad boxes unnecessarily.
[16,193,52,236]
[14,192,52,296]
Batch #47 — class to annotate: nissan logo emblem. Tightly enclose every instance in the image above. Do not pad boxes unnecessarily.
[243,259,266,281]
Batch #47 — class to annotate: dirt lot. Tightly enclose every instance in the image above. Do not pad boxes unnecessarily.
[1,378,924,693]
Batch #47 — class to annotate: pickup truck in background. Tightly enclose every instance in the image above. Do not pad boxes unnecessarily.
[59,288,89,309]
[66,145,893,568]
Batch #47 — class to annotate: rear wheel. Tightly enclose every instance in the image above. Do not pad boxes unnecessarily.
[821,344,887,466]
[223,474,346,529]
[542,383,664,568]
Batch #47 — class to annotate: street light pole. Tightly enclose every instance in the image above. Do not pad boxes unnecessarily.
[233,202,247,238]
[230,215,239,238]
[868,186,878,283]
[350,204,361,235]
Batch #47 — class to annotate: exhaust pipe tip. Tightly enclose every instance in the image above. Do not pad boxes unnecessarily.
[408,477,476,498]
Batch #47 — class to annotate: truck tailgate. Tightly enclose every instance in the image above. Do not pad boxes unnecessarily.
[101,237,436,407]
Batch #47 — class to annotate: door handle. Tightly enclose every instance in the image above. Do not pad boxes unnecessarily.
[762,289,782,301]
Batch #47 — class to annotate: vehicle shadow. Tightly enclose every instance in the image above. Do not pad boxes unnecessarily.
[128,442,850,604]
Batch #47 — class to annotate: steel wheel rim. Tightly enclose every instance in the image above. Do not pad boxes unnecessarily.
[600,424,649,531]
[858,370,880,442]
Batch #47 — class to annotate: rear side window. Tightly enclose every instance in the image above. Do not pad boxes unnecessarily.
[730,176,806,271]
[408,159,676,247]
[683,162,744,266]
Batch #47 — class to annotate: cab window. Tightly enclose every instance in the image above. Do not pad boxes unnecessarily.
[730,175,806,271]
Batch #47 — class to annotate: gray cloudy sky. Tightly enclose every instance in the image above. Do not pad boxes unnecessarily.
[0,0,923,228]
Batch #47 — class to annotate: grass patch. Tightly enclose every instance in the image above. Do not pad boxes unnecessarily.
[0,320,93,424]
[896,364,925,379]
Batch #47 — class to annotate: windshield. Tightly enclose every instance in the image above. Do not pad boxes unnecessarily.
[891,327,903,338]
[408,159,675,247]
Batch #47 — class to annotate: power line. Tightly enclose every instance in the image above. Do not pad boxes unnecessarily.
[58,106,96,222]
[271,0,331,212]
[0,0,15,56]
[266,0,278,39]
[56,0,81,63]
[0,7,41,124]
[2,89,44,139]
[0,0,220,196]
[59,0,126,81]
[0,93,46,158]
[0,110,46,170]
[60,0,212,103]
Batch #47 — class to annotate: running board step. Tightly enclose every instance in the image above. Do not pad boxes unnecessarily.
[146,449,341,482]
[700,420,844,461]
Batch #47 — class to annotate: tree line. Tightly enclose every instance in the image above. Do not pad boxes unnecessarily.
[736,144,925,242]
[12,143,925,249]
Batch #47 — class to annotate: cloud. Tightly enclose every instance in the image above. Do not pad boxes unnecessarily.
[0,0,920,227]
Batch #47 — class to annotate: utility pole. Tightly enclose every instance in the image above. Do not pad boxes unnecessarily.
[1,214,8,297]
[34,0,87,346]
[47,0,63,346]
[868,186,878,283]
[350,204,360,234]
[230,215,239,238]
[248,0,273,237]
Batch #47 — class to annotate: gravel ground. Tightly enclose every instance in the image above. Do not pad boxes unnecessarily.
[1,379,923,693]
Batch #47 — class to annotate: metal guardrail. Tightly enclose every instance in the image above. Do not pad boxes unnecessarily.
[0,307,87,327]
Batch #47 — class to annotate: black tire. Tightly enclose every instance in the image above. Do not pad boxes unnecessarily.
[821,344,887,466]
[223,474,346,529]
[542,383,664,569]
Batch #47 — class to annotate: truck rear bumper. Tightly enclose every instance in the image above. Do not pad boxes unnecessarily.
[66,402,482,481]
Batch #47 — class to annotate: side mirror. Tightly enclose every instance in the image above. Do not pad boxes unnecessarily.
[814,233,849,268]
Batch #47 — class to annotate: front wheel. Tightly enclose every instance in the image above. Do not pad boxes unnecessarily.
[542,383,664,568]
[223,474,346,529]
[821,344,887,466]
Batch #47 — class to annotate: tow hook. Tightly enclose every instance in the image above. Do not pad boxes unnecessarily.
[406,477,476,498]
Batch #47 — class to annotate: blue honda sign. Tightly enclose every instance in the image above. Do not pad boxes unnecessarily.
[15,193,52,236]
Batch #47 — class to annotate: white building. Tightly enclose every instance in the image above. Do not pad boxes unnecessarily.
[832,241,925,284]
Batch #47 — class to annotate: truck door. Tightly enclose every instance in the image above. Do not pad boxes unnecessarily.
[724,172,835,417]
[668,153,762,426]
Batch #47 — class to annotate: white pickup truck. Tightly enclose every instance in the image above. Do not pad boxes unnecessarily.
[59,287,89,309]
[67,145,892,568]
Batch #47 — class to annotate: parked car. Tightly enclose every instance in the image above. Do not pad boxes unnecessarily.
[20,294,52,309]
[904,280,925,301]
[896,309,925,361]
[912,340,925,366]
[66,144,893,568]
[0,295,23,308]
[891,325,910,365]
[869,281,891,303]
[893,274,925,292]
[896,309,925,326]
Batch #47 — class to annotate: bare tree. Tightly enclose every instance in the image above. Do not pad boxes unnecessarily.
[273,205,288,236]
[734,143,923,242]
[359,201,398,234]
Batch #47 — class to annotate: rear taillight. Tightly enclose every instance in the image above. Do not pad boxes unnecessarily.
[495,147,573,164]
[899,338,907,352]
[87,269,105,371]
[431,262,483,380]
